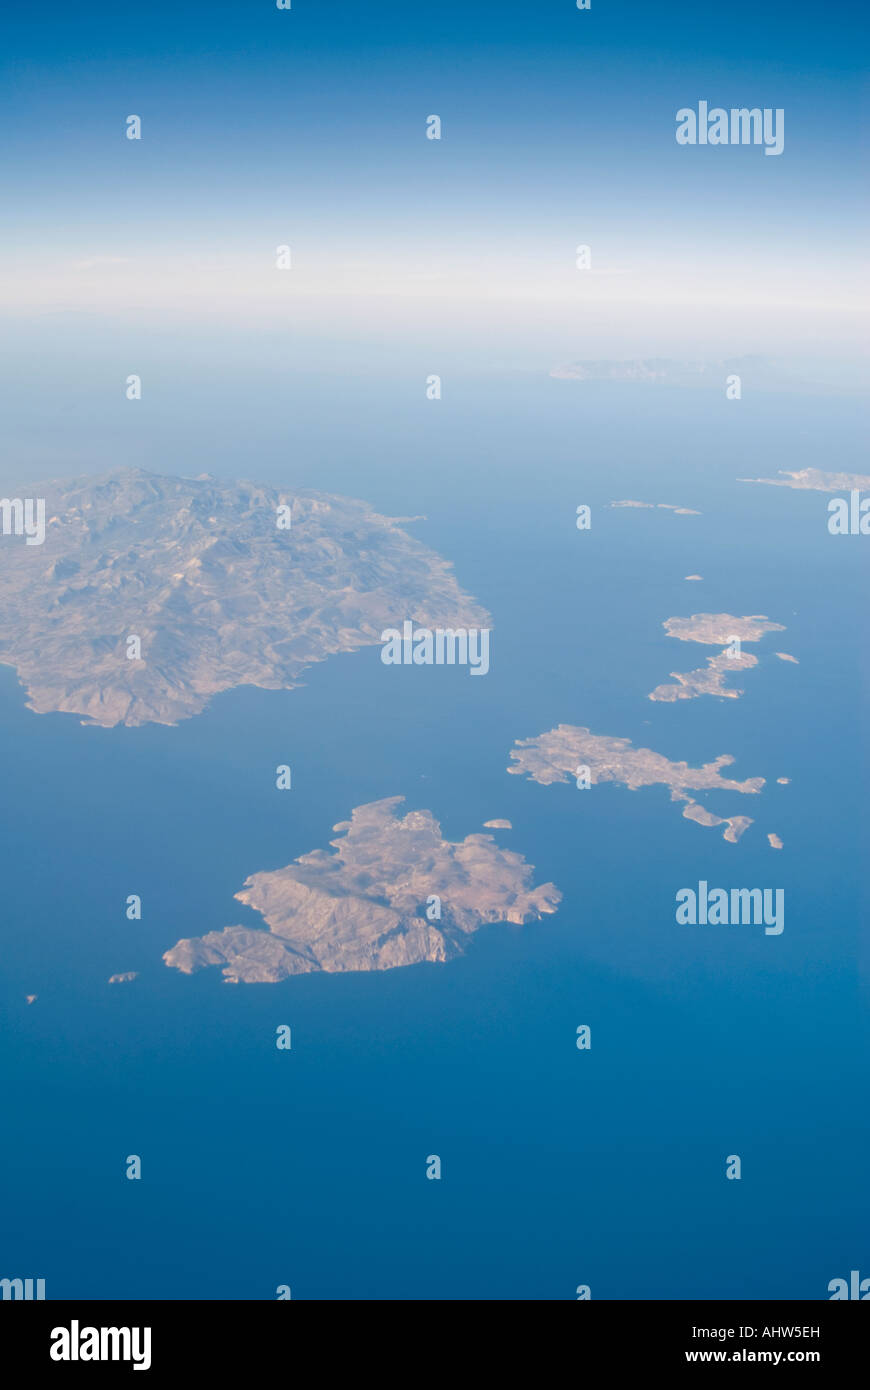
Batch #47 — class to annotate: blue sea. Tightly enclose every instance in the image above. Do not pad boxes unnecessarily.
[1,370,866,1299]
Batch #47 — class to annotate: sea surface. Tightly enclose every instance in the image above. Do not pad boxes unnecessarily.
[1,373,866,1298]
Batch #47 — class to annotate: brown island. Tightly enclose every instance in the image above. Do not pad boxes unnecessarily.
[508,725,768,843]
[164,798,560,983]
[649,613,786,703]
[0,467,488,727]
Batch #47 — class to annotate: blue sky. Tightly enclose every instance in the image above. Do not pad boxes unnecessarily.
[1,0,866,364]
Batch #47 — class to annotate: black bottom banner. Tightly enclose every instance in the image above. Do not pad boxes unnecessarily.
[1,1299,865,1375]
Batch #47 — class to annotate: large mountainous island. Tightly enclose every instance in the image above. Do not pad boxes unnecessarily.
[0,468,488,726]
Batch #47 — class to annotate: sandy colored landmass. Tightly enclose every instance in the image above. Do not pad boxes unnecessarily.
[768,833,783,849]
[680,800,752,842]
[483,819,512,829]
[25,995,37,1005]
[739,468,870,493]
[777,778,790,785]
[507,725,763,842]
[163,798,560,983]
[550,356,768,388]
[649,613,785,703]
[610,500,701,515]
[552,360,688,383]
[108,972,138,984]
[0,468,488,728]
[775,652,799,664]
[649,650,759,702]
[508,726,764,795]
[551,355,852,395]
[661,614,785,646]
[723,817,753,843]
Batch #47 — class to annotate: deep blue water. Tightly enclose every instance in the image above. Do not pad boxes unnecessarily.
[1,376,866,1298]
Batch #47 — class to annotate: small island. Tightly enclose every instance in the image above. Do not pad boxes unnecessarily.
[609,500,701,515]
[739,468,870,492]
[164,798,560,983]
[508,725,766,842]
[649,613,786,702]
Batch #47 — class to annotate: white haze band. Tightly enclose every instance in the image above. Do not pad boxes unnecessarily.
[380,621,491,676]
